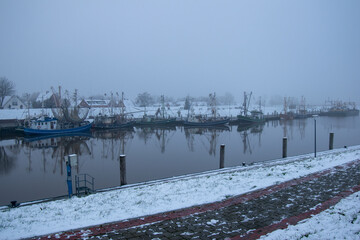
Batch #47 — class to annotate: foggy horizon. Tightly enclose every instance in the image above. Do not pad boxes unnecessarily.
[1,1,359,105]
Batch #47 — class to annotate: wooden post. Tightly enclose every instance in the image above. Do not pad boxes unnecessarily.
[314,118,317,158]
[220,144,225,169]
[120,155,127,186]
[329,133,334,150]
[282,137,287,158]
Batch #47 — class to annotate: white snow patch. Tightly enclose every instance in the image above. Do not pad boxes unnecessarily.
[261,192,360,240]
[207,219,219,225]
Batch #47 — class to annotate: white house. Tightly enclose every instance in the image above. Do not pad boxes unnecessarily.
[78,99,111,108]
[35,91,54,103]
[2,96,27,109]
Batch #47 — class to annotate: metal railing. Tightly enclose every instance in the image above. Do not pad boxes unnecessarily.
[75,174,95,196]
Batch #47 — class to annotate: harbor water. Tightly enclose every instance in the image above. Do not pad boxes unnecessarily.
[0,116,359,206]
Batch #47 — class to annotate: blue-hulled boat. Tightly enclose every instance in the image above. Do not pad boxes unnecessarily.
[22,116,92,135]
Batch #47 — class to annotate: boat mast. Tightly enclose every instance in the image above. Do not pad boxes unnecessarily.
[247,92,252,115]
[284,97,288,116]
[161,95,165,119]
[58,86,61,102]
[243,92,252,116]
[258,96,262,112]
[121,92,125,116]
[73,89,78,107]
[110,92,114,116]
[41,92,47,116]
[243,92,247,116]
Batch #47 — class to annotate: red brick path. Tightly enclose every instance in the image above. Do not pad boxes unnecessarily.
[33,159,360,240]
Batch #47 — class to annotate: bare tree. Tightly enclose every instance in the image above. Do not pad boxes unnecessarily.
[135,92,154,108]
[184,95,191,110]
[0,77,15,107]
[222,92,235,105]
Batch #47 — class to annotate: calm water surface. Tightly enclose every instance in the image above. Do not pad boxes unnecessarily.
[0,116,359,206]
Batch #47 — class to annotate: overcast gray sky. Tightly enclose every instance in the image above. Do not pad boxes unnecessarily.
[0,0,359,104]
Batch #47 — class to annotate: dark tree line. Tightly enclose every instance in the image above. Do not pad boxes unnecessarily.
[0,77,15,107]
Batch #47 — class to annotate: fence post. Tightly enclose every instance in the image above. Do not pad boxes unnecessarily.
[220,144,225,169]
[329,132,334,150]
[282,137,287,158]
[120,155,127,186]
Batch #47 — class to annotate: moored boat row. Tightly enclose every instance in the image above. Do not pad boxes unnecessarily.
[10,92,359,137]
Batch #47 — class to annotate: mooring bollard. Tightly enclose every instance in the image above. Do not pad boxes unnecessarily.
[220,144,225,169]
[10,200,20,208]
[282,137,287,158]
[120,155,127,186]
[329,132,334,150]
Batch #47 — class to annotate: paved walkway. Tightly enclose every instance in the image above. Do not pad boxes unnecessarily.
[33,159,360,240]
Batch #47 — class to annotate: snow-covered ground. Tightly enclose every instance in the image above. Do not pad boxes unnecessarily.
[0,104,284,121]
[261,192,360,239]
[1,146,360,239]
[89,103,283,119]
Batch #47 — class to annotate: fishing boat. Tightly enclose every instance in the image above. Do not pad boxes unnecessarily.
[184,93,229,127]
[92,115,135,129]
[234,110,265,125]
[134,95,182,126]
[232,92,265,125]
[320,101,359,117]
[22,116,92,135]
[91,92,144,129]
[134,115,179,126]
[23,132,92,143]
[183,117,229,127]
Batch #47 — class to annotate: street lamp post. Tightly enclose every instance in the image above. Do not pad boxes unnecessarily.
[313,115,318,158]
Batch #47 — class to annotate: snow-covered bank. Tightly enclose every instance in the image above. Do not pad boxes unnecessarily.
[261,192,360,239]
[0,104,284,120]
[1,146,360,239]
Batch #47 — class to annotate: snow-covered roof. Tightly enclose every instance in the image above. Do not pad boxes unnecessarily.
[35,91,53,102]
[1,95,26,108]
[2,96,12,106]
[84,99,110,106]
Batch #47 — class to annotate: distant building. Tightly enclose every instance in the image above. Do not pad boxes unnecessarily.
[35,91,54,102]
[78,99,110,108]
[34,91,58,108]
[2,96,27,109]
[78,99,128,109]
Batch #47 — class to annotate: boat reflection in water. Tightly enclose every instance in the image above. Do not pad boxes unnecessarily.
[136,126,176,153]
[21,133,92,175]
[91,128,135,157]
[237,124,264,155]
[0,139,21,175]
[91,129,135,186]
[184,125,230,156]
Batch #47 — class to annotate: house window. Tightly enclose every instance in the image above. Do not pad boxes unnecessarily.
[12,101,18,106]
